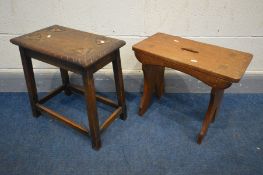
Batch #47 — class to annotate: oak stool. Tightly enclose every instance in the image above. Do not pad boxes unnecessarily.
[10,25,127,150]
[133,33,252,144]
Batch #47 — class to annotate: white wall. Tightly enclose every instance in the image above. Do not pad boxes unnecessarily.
[0,0,263,92]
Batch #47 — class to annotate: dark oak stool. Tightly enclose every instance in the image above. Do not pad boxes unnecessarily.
[132,33,252,144]
[10,25,127,150]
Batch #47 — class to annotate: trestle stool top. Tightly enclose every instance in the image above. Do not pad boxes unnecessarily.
[133,33,252,83]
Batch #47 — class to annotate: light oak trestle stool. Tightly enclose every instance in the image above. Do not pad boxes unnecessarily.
[133,33,252,144]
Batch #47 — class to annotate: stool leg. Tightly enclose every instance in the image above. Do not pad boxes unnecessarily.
[19,47,40,117]
[60,68,72,95]
[154,66,165,99]
[82,71,101,150]
[112,50,127,120]
[211,90,224,123]
[197,88,224,144]
[139,64,165,116]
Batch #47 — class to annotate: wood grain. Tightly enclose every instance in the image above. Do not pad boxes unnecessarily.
[133,33,252,82]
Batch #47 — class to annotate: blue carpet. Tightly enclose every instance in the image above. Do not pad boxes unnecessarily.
[0,92,262,175]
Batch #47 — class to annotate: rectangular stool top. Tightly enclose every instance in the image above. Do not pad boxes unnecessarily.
[10,25,125,68]
[133,33,253,82]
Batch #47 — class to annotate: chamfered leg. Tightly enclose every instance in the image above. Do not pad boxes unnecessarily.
[211,90,224,123]
[154,66,165,99]
[60,68,72,95]
[139,64,165,116]
[19,47,40,117]
[197,88,224,144]
[112,50,127,120]
[82,71,101,150]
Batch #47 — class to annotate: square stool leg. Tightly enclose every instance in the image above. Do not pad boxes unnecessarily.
[19,47,40,117]
[112,50,127,120]
[60,68,72,95]
[82,71,101,150]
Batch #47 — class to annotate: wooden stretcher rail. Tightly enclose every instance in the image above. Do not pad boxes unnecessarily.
[100,107,122,134]
[39,85,65,104]
[36,103,90,136]
[68,84,119,108]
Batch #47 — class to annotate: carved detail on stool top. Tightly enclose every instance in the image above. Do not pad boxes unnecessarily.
[25,33,42,40]
[10,25,126,68]
[47,26,65,32]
